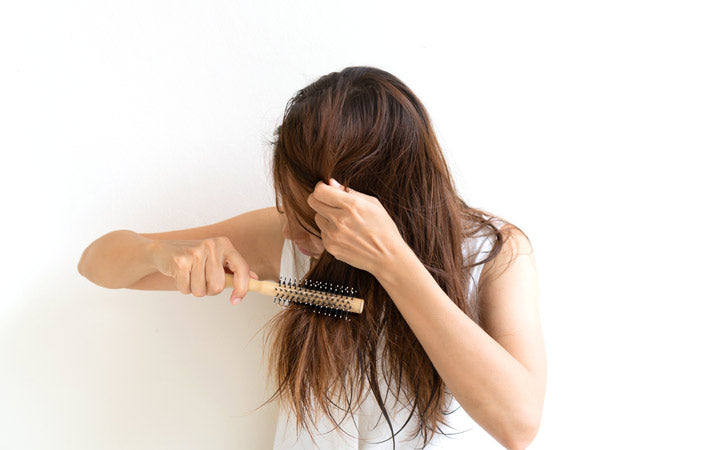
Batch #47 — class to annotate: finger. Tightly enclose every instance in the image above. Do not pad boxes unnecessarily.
[307,193,341,219]
[311,180,350,208]
[224,250,250,303]
[314,212,336,233]
[205,244,226,295]
[331,178,376,203]
[190,251,207,297]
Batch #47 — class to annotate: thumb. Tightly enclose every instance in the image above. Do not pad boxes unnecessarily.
[224,252,250,303]
[249,270,259,280]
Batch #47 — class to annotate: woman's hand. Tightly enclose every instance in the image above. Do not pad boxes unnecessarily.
[307,178,410,275]
[150,237,258,304]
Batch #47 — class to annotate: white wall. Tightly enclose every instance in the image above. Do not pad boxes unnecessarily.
[1,1,718,449]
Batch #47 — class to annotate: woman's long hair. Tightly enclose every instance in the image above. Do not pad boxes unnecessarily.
[262,66,527,447]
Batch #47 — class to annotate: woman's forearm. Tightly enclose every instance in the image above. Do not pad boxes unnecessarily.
[373,245,539,450]
[77,230,159,288]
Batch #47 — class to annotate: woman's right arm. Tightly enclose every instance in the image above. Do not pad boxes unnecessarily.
[77,206,285,303]
[77,230,161,289]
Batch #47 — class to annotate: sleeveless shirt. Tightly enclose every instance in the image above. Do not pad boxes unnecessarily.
[271,230,506,449]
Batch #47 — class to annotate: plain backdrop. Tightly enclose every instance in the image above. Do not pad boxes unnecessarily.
[1,1,718,449]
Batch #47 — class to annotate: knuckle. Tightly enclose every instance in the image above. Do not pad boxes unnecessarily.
[336,216,346,229]
[208,282,224,295]
[202,238,216,251]
[216,236,232,247]
[192,284,207,297]
[172,255,189,270]
[207,272,225,294]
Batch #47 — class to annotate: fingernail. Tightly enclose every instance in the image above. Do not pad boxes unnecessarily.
[231,298,239,305]
[330,178,342,188]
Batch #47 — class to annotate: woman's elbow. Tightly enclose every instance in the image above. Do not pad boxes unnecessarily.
[503,413,541,450]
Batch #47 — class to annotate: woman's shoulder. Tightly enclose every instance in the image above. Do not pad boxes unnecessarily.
[463,211,506,253]
[474,214,533,285]
[462,209,532,278]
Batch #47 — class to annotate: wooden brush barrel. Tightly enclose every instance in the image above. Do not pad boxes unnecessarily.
[224,274,364,314]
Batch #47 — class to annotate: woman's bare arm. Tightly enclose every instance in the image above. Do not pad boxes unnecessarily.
[375,228,546,450]
[77,207,285,290]
[77,230,160,289]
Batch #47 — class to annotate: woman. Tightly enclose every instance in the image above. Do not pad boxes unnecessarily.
[78,66,546,449]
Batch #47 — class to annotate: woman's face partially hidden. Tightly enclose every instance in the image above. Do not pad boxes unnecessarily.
[279,178,325,258]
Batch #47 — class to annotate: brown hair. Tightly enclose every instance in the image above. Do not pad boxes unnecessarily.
[263,66,526,447]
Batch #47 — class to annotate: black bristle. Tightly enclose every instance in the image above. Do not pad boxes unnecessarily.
[273,276,357,319]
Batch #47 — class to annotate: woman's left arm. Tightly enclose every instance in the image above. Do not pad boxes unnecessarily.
[377,229,546,450]
[308,179,547,450]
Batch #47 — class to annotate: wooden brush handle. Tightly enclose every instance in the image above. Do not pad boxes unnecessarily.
[224,273,364,314]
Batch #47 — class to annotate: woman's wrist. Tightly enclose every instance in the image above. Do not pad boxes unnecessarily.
[372,239,419,288]
[144,236,163,271]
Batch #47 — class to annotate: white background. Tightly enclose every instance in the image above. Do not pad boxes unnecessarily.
[1,1,718,449]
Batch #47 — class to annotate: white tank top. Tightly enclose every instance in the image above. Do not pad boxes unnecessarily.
[272,231,505,449]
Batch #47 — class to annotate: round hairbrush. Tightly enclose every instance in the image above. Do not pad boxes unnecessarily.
[224,274,364,319]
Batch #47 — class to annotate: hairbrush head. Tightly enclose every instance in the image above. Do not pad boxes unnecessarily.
[274,276,363,320]
[224,274,364,319]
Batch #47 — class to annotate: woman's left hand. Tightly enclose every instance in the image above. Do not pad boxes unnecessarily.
[307,178,410,275]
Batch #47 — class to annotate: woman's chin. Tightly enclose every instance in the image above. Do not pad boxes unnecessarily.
[296,244,317,257]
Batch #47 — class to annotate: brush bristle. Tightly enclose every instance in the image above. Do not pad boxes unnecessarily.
[274,276,358,320]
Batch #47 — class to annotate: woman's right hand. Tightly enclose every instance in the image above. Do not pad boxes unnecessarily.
[150,236,258,305]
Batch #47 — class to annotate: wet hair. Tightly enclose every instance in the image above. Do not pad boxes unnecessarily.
[262,66,527,447]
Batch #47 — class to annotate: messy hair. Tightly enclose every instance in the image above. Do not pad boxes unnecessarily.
[263,66,526,448]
